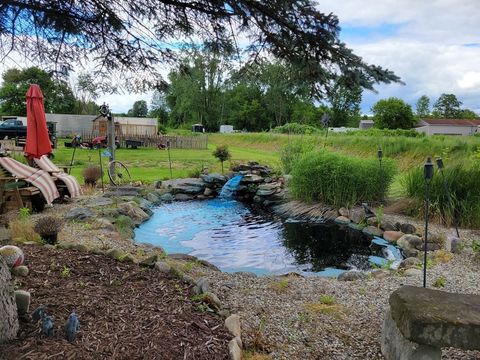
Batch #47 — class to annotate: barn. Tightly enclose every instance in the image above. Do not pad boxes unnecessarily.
[415,119,480,136]
[92,116,158,136]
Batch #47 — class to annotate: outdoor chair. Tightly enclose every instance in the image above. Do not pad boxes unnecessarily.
[33,155,82,199]
[0,156,59,213]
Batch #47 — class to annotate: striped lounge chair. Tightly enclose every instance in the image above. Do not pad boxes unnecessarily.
[33,155,82,198]
[0,157,59,212]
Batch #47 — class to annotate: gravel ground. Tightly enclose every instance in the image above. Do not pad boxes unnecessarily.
[203,252,480,359]
[5,191,480,359]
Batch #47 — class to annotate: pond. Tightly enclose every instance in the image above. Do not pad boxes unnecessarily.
[135,199,377,276]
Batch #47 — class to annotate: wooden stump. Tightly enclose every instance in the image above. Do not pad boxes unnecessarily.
[0,256,18,343]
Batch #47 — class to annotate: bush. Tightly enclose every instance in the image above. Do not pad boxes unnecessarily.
[281,139,315,174]
[212,145,231,174]
[82,165,102,185]
[344,128,424,138]
[290,150,396,207]
[272,122,320,135]
[402,164,480,228]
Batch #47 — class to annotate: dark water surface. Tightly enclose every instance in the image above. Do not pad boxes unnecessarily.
[134,199,373,276]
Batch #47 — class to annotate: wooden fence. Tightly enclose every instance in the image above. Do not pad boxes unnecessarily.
[79,132,209,150]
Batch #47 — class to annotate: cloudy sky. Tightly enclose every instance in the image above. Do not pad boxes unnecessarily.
[2,1,479,115]
[321,0,480,114]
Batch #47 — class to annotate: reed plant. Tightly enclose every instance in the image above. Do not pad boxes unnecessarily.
[402,164,480,228]
[290,150,396,207]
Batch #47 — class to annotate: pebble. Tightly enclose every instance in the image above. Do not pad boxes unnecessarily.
[225,314,241,337]
[14,290,31,314]
[11,265,29,277]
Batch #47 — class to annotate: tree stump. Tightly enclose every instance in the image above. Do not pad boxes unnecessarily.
[0,256,18,343]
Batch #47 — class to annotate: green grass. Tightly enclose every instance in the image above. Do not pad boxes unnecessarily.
[51,137,280,184]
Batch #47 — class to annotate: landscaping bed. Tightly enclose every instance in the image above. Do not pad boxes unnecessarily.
[0,245,230,360]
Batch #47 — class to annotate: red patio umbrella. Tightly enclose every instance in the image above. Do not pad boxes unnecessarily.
[24,84,52,159]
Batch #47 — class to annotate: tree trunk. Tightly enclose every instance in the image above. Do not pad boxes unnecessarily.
[0,256,18,343]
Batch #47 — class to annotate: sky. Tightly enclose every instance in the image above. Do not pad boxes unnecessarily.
[1,0,479,115]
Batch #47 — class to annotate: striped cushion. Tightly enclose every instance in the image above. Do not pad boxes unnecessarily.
[0,157,59,204]
[34,155,82,198]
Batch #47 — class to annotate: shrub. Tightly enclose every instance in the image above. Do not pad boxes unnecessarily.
[290,150,396,207]
[402,164,480,228]
[272,122,320,135]
[8,219,41,243]
[82,165,102,185]
[34,216,64,236]
[212,145,231,174]
[344,128,424,138]
[280,139,315,174]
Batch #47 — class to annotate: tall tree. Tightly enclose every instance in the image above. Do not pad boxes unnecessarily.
[0,0,400,93]
[416,95,430,117]
[0,67,75,115]
[458,109,478,119]
[328,76,362,127]
[371,98,415,129]
[72,73,100,114]
[149,90,169,124]
[433,93,462,118]
[128,100,148,117]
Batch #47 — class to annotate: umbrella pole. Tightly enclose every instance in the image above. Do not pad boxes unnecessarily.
[69,146,77,175]
[98,147,104,193]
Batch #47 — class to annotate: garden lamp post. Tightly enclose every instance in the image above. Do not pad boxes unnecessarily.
[423,157,434,288]
[436,157,460,238]
[378,148,383,201]
[167,140,173,180]
[321,114,330,148]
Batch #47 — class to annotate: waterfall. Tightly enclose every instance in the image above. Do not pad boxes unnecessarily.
[219,175,243,198]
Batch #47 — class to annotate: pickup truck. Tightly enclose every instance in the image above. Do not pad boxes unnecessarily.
[0,118,57,148]
[0,119,27,139]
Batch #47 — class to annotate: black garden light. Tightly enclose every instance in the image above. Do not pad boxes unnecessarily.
[167,140,173,180]
[436,157,460,238]
[423,157,434,288]
[321,114,330,148]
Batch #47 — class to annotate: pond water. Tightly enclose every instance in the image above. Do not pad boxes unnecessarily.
[134,199,374,276]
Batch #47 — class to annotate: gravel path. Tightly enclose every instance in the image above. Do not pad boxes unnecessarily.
[203,252,480,359]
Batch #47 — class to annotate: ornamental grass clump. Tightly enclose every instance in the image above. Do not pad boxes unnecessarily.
[82,165,102,186]
[290,150,396,207]
[34,216,64,244]
[402,164,480,228]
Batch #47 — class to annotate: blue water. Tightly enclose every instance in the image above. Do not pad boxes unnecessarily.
[135,199,376,276]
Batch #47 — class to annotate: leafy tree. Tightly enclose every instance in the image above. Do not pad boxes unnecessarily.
[149,90,169,125]
[458,109,478,119]
[433,94,462,118]
[328,76,362,127]
[212,145,231,174]
[128,100,148,117]
[371,98,415,129]
[72,73,99,114]
[0,0,400,92]
[416,95,430,117]
[0,67,75,115]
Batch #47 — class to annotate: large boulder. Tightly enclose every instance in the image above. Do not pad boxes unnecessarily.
[118,201,150,223]
[240,174,264,184]
[349,208,366,224]
[362,226,384,237]
[161,178,206,195]
[389,286,480,350]
[397,234,422,257]
[397,223,416,234]
[383,231,404,244]
[64,207,95,221]
[200,173,227,185]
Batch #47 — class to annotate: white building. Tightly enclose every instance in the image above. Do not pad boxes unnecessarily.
[359,119,374,129]
[219,125,234,133]
[415,119,480,136]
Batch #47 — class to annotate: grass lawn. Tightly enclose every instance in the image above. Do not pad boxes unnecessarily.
[50,137,281,184]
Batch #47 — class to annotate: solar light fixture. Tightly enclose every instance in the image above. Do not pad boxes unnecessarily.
[423,157,434,288]
[377,148,383,160]
[436,157,444,170]
[166,141,173,179]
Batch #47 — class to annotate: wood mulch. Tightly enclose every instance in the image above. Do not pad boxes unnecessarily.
[0,245,230,360]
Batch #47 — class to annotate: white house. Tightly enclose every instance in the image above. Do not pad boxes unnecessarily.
[359,119,374,129]
[415,119,480,136]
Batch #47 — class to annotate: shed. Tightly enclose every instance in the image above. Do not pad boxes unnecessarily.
[359,120,374,129]
[415,119,480,136]
[192,124,205,133]
[220,125,234,133]
[92,116,157,136]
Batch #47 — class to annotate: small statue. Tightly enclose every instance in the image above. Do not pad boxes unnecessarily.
[31,306,45,323]
[42,315,54,337]
[65,312,80,342]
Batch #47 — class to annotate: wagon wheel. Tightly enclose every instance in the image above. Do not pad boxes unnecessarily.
[107,160,131,186]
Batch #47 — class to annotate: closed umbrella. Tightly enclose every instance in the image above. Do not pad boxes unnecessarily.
[24,84,52,159]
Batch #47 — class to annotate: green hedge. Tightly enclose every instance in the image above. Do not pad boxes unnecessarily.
[402,164,480,228]
[272,122,320,135]
[290,150,396,207]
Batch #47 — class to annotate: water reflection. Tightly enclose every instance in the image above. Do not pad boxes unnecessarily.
[134,199,372,276]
